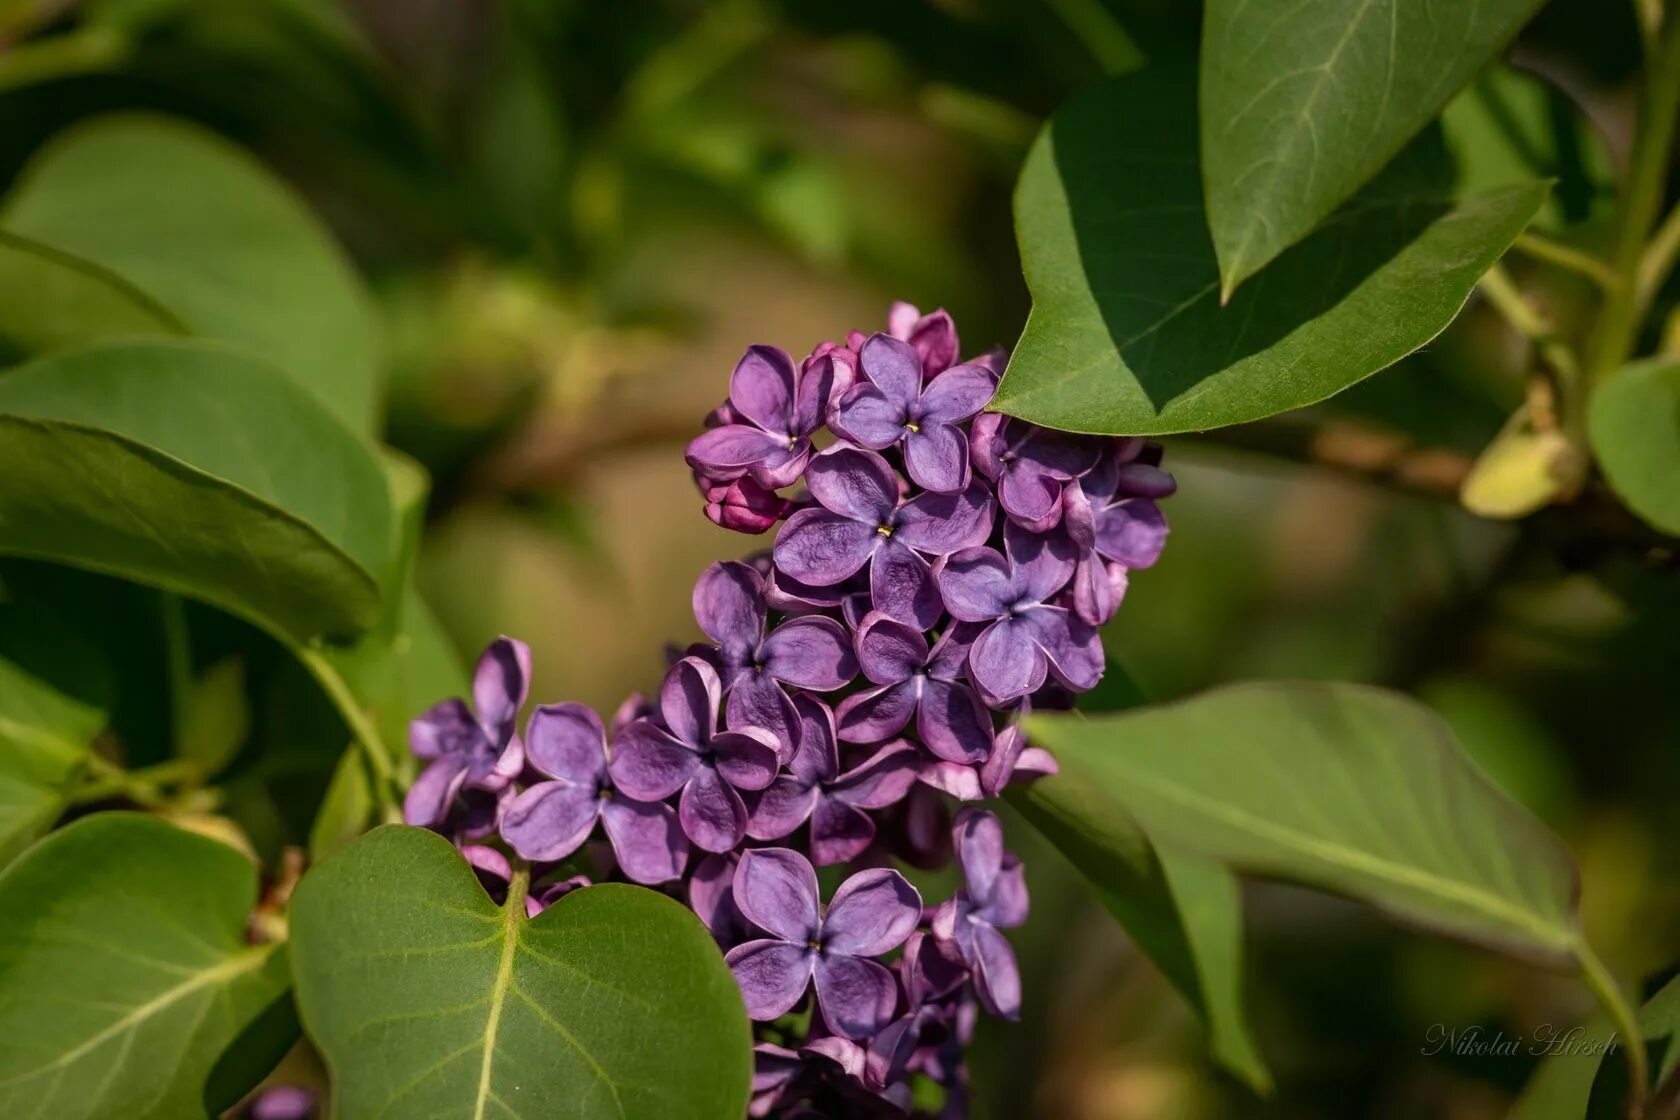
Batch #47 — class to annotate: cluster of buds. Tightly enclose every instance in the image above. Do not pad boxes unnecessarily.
[403,304,1172,1116]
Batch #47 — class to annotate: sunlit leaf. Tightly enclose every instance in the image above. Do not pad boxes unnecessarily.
[1589,359,1680,536]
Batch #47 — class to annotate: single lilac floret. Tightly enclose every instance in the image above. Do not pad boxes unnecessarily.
[1062,446,1172,626]
[686,345,851,488]
[931,808,1027,1019]
[404,637,529,829]
[887,300,959,377]
[970,413,1104,531]
[836,613,993,764]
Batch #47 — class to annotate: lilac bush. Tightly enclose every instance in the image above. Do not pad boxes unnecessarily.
[404,302,1172,1116]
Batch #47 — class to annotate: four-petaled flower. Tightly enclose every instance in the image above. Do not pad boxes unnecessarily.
[404,637,530,828]
[969,413,1103,531]
[610,657,781,852]
[830,333,998,493]
[500,701,688,884]
[837,612,994,763]
[726,847,922,1038]
[932,808,1027,1019]
[1063,446,1173,626]
[686,344,851,488]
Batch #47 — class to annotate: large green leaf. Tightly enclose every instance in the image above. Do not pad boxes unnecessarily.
[1589,359,1680,537]
[0,813,291,1119]
[2,114,381,433]
[289,826,754,1120]
[994,64,1545,435]
[1586,971,1680,1119]
[0,231,183,359]
[0,603,111,864]
[1200,0,1545,294]
[0,339,390,641]
[1022,682,1583,964]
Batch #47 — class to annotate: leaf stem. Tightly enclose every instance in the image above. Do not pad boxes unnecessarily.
[1511,231,1617,287]
[1578,941,1649,1118]
[505,861,531,917]
[71,757,201,807]
[293,645,401,814]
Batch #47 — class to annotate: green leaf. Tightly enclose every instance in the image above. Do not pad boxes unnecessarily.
[1589,359,1680,536]
[994,64,1546,435]
[1023,682,1583,964]
[0,339,391,641]
[0,231,183,359]
[1200,0,1545,294]
[177,657,250,780]
[1,114,381,434]
[0,813,292,1119]
[308,741,376,861]
[0,603,112,863]
[1586,972,1680,1119]
[289,825,754,1120]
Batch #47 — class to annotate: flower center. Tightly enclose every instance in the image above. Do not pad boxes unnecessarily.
[904,421,920,434]
[876,524,894,537]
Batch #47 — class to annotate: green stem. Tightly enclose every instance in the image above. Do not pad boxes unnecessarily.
[70,758,201,807]
[1579,942,1650,1118]
[1586,8,1680,385]
[293,646,400,812]
[1512,231,1616,287]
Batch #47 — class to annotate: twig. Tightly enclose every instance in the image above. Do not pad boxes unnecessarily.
[1511,231,1617,288]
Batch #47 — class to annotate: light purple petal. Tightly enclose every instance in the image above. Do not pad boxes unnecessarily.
[773,508,880,587]
[730,344,798,434]
[402,756,467,828]
[713,728,782,791]
[795,346,853,434]
[690,853,744,941]
[835,680,919,744]
[693,561,767,655]
[1060,476,1097,550]
[902,422,969,493]
[472,636,530,734]
[823,867,922,957]
[1072,556,1125,627]
[746,775,820,841]
[853,612,927,685]
[968,618,1047,700]
[608,720,699,801]
[409,698,477,760]
[869,539,942,631]
[917,362,996,423]
[501,780,601,863]
[917,679,993,764]
[904,308,958,376]
[1005,520,1077,603]
[953,808,1004,903]
[927,622,980,682]
[727,939,816,1021]
[803,445,899,523]
[894,480,995,555]
[830,384,906,450]
[981,857,1029,928]
[524,702,607,783]
[969,922,1022,1020]
[1019,428,1103,478]
[1022,606,1104,692]
[680,767,751,851]
[762,615,857,690]
[725,672,801,764]
[919,759,983,800]
[999,463,1063,529]
[808,796,877,866]
[1094,498,1169,568]
[858,332,922,408]
[935,547,1013,622]
[660,656,721,747]
[829,740,920,810]
[600,796,688,884]
[788,694,839,785]
[735,847,822,941]
[748,440,812,490]
[887,300,922,340]
[979,723,1026,797]
[812,954,899,1040]
[685,424,786,477]
[968,412,1007,481]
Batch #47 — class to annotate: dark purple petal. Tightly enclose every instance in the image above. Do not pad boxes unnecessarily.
[823,867,921,957]
[608,720,699,801]
[600,796,688,884]
[472,637,530,735]
[403,755,467,828]
[902,422,969,493]
[501,780,601,863]
[795,346,854,434]
[703,475,792,534]
[1061,476,1097,549]
[894,480,995,555]
[969,922,1021,1019]
[803,445,899,523]
[953,808,1004,903]
[979,723,1026,797]
[693,561,767,655]
[934,547,1013,622]
[788,694,840,785]
[917,679,993,764]
[830,384,905,450]
[685,424,786,478]
[829,740,920,810]
[712,728,782,791]
[523,702,607,784]
[764,566,852,611]
[917,363,997,423]
[808,796,877,866]
[869,539,942,631]
[735,847,822,942]
[680,767,751,851]
[901,931,967,1008]
[998,464,1063,530]
[690,853,745,941]
[1072,556,1125,627]
[853,612,927,685]
[858,332,922,408]
[725,671,801,764]
[982,857,1030,928]
[812,954,899,1040]
[746,775,820,841]
[459,843,511,884]
[730,344,798,434]
[1004,520,1077,603]
[773,509,880,587]
[927,622,980,682]
[1022,606,1104,692]
[903,308,959,376]
[835,681,919,744]
[409,698,478,760]
[1019,427,1104,478]
[762,615,857,690]
[727,939,816,1021]
[968,412,1008,481]
[967,617,1047,700]
[1094,498,1169,568]
[748,440,812,490]
[1113,461,1177,498]
[660,656,721,747]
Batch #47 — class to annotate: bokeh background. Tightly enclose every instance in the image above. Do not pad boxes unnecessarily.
[4,1,1677,1116]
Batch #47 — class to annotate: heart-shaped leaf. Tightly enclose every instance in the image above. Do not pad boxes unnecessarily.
[0,813,292,1119]
[1200,0,1545,294]
[1022,682,1583,964]
[1589,359,1680,537]
[0,230,182,360]
[289,825,754,1120]
[2,114,381,434]
[0,339,391,641]
[994,64,1545,435]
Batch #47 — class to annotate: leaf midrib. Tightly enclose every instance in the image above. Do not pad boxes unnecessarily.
[472,887,523,1120]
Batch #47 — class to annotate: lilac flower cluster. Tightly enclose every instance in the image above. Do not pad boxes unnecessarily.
[403,304,1172,1117]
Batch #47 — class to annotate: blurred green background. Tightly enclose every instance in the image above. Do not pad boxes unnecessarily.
[3,0,1677,1116]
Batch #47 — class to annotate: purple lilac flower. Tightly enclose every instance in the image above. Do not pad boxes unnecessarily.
[702,475,795,534]
[686,344,851,488]
[837,612,993,764]
[404,637,529,828]
[499,702,688,884]
[829,333,998,493]
[745,694,919,865]
[610,657,780,852]
[1062,444,1173,626]
[725,847,921,1038]
[887,301,959,377]
[969,413,1103,531]
[773,445,993,630]
[931,809,1027,1019]
[690,851,749,945]
[693,561,856,760]
[248,1086,318,1120]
